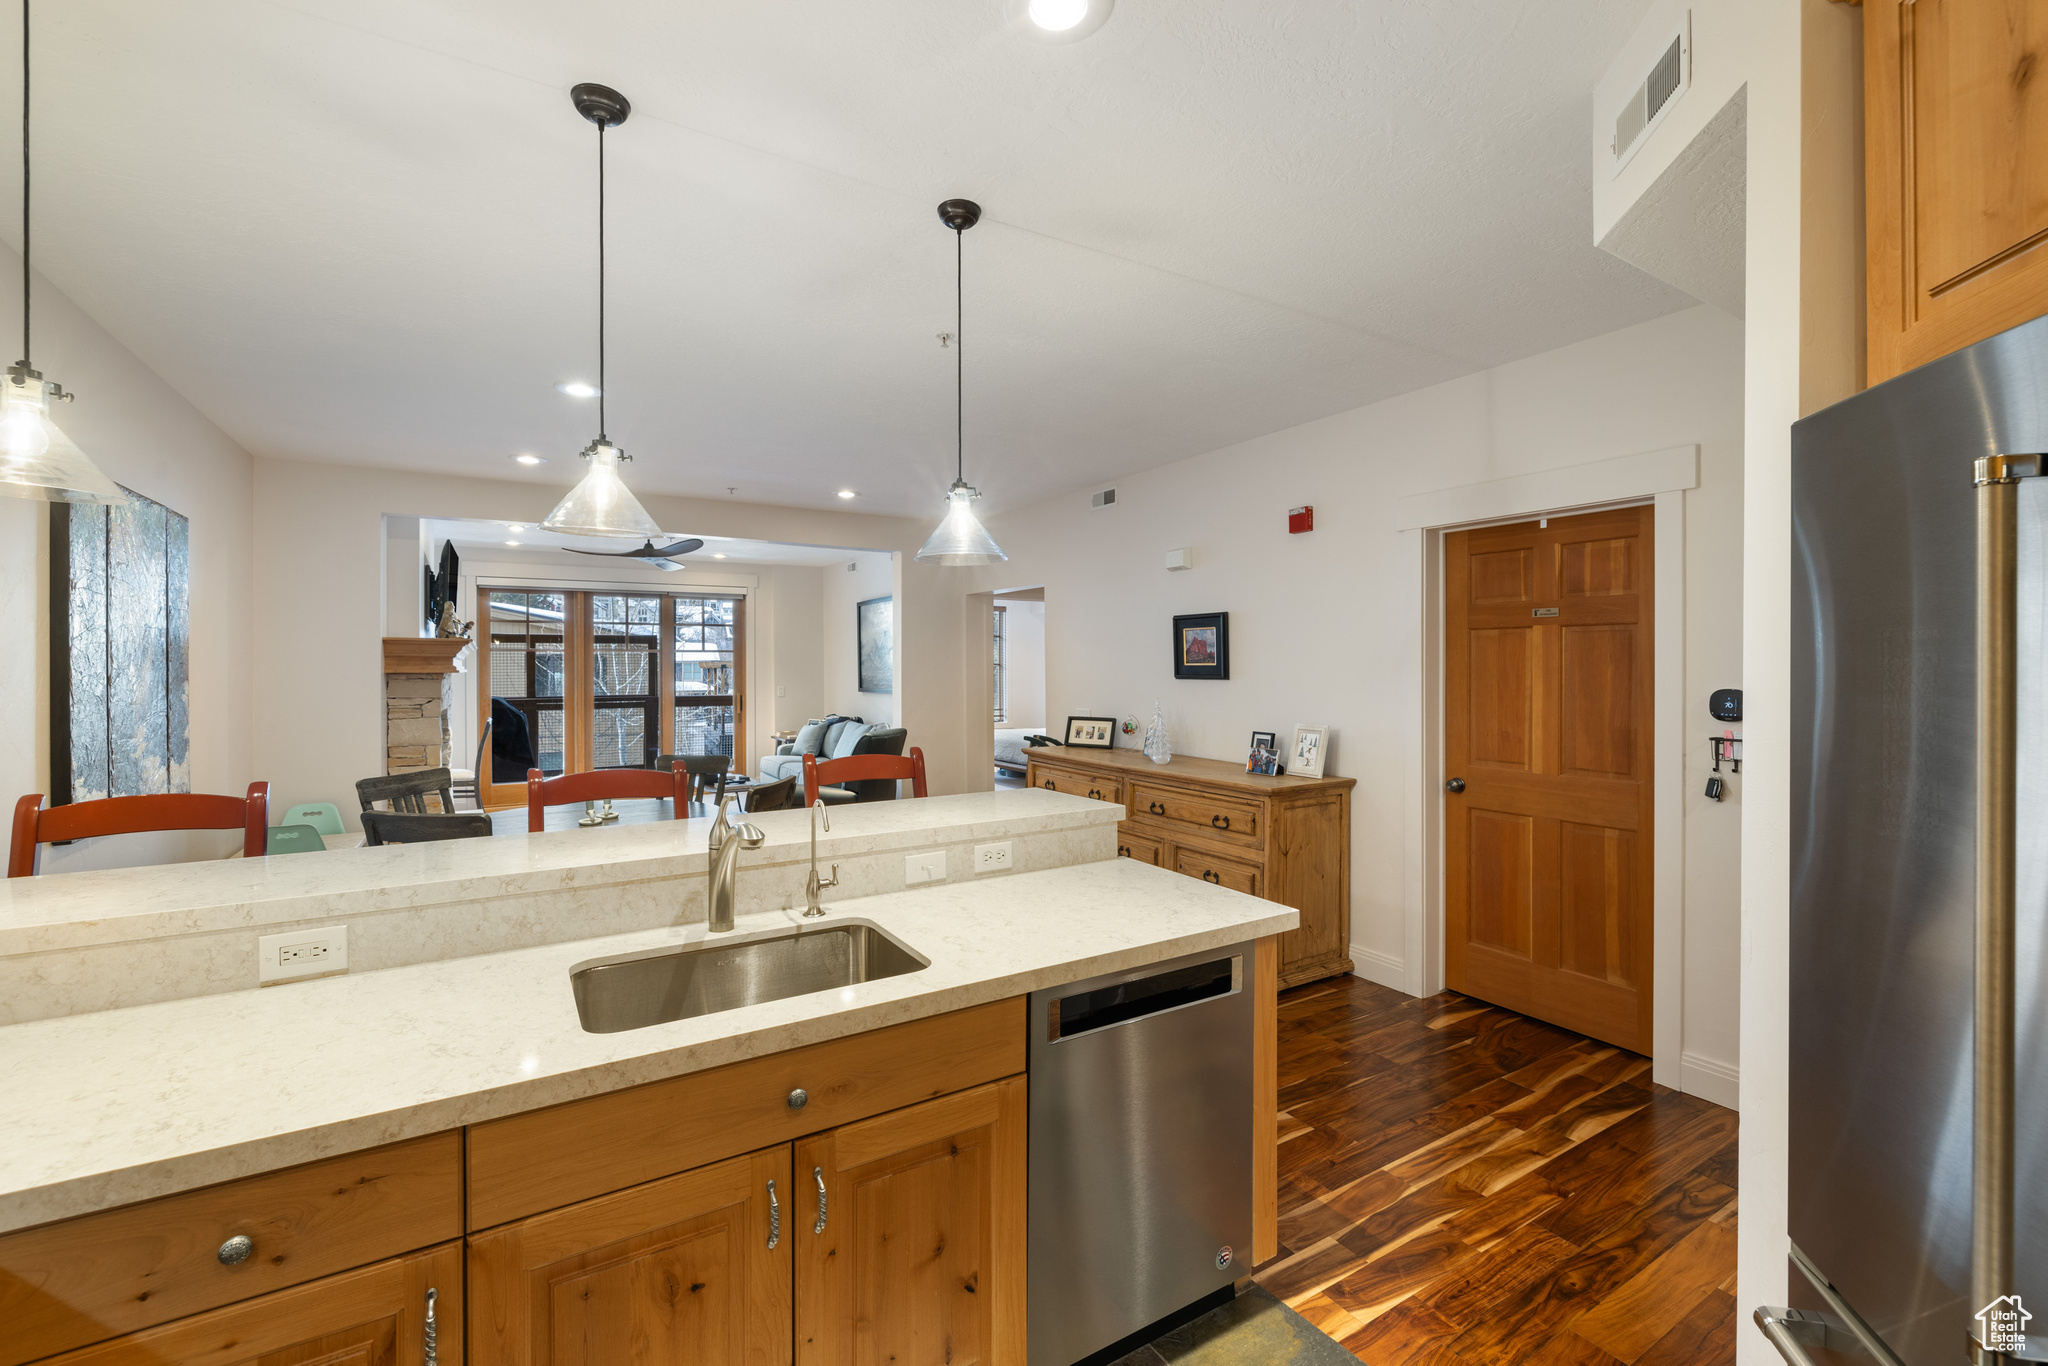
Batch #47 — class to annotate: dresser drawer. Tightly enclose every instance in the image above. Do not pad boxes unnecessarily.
[1173,846,1262,896]
[1033,763,1123,806]
[1116,827,1164,865]
[466,996,1025,1228]
[1130,780,1262,848]
[0,1133,461,1366]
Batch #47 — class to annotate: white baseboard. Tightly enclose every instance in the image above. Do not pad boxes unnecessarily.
[1681,1051,1740,1110]
[1347,945,1409,992]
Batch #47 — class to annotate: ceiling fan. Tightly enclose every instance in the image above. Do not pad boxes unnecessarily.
[564,537,704,572]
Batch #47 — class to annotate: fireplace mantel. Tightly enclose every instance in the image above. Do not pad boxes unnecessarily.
[382,636,472,675]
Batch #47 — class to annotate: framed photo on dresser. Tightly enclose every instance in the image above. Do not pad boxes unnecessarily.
[1064,715,1118,749]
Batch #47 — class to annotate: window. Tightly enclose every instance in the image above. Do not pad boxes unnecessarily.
[992,604,1007,725]
[673,595,738,759]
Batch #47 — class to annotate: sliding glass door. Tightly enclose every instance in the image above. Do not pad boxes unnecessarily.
[479,587,745,807]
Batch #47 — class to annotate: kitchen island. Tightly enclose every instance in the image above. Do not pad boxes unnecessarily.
[0,791,1295,1366]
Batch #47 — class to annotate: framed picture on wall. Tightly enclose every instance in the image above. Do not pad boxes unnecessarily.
[1064,715,1117,749]
[857,596,893,694]
[1172,612,1229,680]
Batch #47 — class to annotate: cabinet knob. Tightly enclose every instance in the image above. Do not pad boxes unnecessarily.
[787,1088,809,1110]
[217,1234,254,1266]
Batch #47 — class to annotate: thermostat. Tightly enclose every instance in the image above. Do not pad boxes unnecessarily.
[1709,688,1742,722]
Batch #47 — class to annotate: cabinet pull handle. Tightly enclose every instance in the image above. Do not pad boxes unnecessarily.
[813,1166,829,1233]
[1211,813,1231,830]
[1203,869,1221,884]
[1118,845,1130,858]
[767,1178,780,1249]
[1043,778,1055,790]
[1088,788,1101,800]
[1149,801,1166,815]
[216,1234,254,1266]
[424,1287,438,1366]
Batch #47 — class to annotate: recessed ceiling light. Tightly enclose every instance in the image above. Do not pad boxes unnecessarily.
[555,381,601,398]
[837,489,857,499]
[1018,0,1112,40]
[515,454,546,466]
[1028,0,1087,30]
[507,523,525,531]
[505,539,521,546]
[711,553,727,559]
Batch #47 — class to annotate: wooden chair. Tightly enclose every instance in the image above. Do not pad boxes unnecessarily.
[356,768,456,816]
[655,753,730,803]
[743,774,800,813]
[525,767,689,833]
[802,749,927,808]
[9,783,269,877]
[361,811,495,846]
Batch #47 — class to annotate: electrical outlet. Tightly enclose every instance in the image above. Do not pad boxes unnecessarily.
[974,842,1013,873]
[905,850,947,885]
[259,926,349,984]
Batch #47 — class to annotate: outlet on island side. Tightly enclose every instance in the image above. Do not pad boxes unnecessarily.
[974,842,1013,873]
[259,925,350,985]
[904,850,947,885]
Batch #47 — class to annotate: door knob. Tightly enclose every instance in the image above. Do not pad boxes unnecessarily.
[1445,778,1466,793]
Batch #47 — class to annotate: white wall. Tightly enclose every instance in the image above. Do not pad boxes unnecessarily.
[0,250,256,873]
[997,597,1046,730]
[822,552,899,726]
[764,565,825,734]
[974,303,1746,1096]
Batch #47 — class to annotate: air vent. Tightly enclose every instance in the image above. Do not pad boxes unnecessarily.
[1090,487,1118,510]
[1610,16,1689,176]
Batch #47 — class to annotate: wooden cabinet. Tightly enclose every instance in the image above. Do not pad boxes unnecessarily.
[795,1077,1026,1366]
[468,1147,791,1366]
[0,1134,462,1366]
[33,1241,459,1366]
[1028,749,1354,989]
[1866,0,2048,381]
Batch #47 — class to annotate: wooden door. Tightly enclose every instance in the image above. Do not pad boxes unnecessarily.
[36,1242,458,1366]
[468,1145,791,1366]
[795,1076,1026,1366]
[1443,506,1653,1053]
[1867,0,2048,382]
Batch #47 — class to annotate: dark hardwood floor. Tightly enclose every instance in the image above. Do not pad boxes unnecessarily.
[1253,975,1739,1366]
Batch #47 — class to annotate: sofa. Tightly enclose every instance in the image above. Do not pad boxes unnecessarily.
[759,717,871,784]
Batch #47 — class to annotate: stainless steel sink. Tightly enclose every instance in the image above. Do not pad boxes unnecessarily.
[570,924,928,1034]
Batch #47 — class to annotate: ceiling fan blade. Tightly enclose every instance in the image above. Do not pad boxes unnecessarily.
[563,547,632,558]
[649,538,704,557]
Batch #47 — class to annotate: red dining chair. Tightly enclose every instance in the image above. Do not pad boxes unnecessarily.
[525,767,690,833]
[802,748,928,807]
[8,783,270,877]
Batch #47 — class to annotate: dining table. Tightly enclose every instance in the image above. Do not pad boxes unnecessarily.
[487,798,713,835]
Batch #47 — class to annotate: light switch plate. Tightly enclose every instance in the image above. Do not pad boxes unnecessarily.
[259,925,349,984]
[905,851,947,885]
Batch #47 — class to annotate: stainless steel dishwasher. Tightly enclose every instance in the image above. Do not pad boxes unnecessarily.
[1028,942,1254,1366]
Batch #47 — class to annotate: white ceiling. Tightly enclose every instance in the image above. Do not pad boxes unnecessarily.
[20,0,1686,517]
[423,517,864,567]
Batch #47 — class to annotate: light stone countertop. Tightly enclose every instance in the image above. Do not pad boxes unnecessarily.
[0,856,1295,1234]
[0,789,1116,954]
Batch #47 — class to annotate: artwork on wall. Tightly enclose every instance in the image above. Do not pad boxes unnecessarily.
[1172,611,1230,680]
[1064,715,1117,749]
[858,595,894,694]
[49,489,191,804]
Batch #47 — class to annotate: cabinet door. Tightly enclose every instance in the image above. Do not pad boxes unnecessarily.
[1031,762,1120,805]
[37,1242,458,1366]
[796,1076,1026,1366]
[469,1146,791,1366]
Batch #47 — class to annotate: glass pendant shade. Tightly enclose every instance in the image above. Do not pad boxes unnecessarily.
[915,480,1006,566]
[540,440,661,538]
[0,375,122,504]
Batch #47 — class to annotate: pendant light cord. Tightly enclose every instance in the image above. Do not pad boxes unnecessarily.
[596,118,606,442]
[954,224,963,485]
[18,0,28,370]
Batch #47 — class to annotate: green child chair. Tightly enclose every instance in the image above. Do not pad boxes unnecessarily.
[278,802,345,837]
[265,823,328,855]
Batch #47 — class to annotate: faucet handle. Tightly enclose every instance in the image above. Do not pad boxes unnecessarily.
[734,821,766,848]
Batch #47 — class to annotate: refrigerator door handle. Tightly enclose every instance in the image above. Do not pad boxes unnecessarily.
[1754,1308,1827,1366]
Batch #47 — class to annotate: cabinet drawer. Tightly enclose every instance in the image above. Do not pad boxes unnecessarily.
[467,997,1025,1229]
[1116,828,1163,865]
[0,1133,461,1366]
[1130,781,1261,848]
[1173,847,1262,897]
[1032,763,1122,806]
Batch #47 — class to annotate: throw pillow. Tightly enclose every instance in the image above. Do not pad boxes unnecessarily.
[829,723,870,760]
[792,720,830,756]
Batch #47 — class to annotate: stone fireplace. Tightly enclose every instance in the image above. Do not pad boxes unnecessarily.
[381,637,472,782]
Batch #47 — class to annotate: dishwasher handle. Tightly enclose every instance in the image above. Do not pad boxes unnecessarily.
[1047,954,1241,1042]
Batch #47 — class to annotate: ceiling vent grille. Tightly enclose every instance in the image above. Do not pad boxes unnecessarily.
[1090,487,1118,510]
[1610,15,1689,176]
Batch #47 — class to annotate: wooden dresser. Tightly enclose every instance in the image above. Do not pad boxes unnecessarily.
[1024,747,1354,988]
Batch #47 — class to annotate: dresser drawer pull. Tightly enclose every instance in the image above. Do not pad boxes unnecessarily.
[1202,869,1221,884]
[1088,788,1104,800]
[813,1166,829,1234]
[1148,801,1166,815]
[1211,813,1231,830]
[1117,844,1130,858]
[216,1234,254,1267]
[424,1286,438,1366]
[1043,778,1056,790]
[767,1178,781,1249]
[787,1087,808,1110]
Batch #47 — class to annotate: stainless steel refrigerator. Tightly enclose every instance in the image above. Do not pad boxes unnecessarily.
[1770,314,2048,1364]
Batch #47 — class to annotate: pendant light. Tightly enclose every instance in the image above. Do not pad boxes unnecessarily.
[0,0,119,505]
[541,83,660,539]
[915,198,1006,566]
